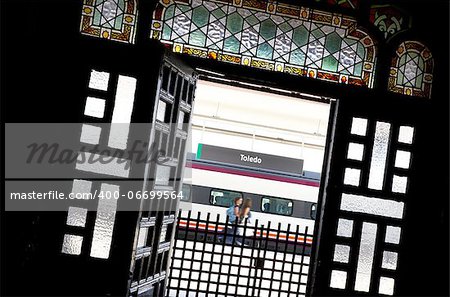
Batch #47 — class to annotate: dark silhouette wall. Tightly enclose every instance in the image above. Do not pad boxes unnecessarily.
[1,0,448,296]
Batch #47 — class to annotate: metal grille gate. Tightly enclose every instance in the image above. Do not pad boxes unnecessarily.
[166,211,314,297]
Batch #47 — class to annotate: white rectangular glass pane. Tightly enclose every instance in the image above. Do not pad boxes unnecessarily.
[337,218,353,238]
[398,126,414,144]
[137,227,148,248]
[355,222,377,292]
[341,193,404,219]
[333,244,350,263]
[394,150,411,169]
[347,142,364,161]
[138,286,153,296]
[379,277,395,295]
[61,234,83,255]
[71,179,92,196]
[84,97,106,118]
[330,270,346,289]
[90,183,119,259]
[156,165,171,185]
[159,224,168,243]
[76,152,130,178]
[108,75,137,149]
[66,207,88,227]
[344,168,360,186]
[80,124,102,145]
[392,175,408,194]
[157,100,167,122]
[385,226,401,244]
[108,123,131,150]
[368,122,391,190]
[350,117,368,136]
[382,251,398,270]
[89,70,110,91]
[178,111,185,124]
[178,111,185,129]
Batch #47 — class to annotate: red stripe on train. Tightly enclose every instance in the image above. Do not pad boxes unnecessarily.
[189,162,320,187]
[179,220,313,244]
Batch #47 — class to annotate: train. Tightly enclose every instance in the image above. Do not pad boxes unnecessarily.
[177,147,320,245]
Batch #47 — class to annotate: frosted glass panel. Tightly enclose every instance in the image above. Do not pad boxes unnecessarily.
[159,224,168,243]
[385,226,401,244]
[80,124,102,145]
[174,14,191,36]
[137,228,148,248]
[394,150,411,169]
[368,122,391,190]
[337,218,353,238]
[66,207,88,227]
[102,0,118,20]
[379,277,395,295]
[62,234,83,255]
[350,117,368,136]
[90,183,119,259]
[76,152,130,178]
[156,165,171,185]
[84,97,106,118]
[207,20,225,42]
[178,111,185,129]
[344,168,360,186]
[275,34,292,55]
[307,40,325,62]
[403,59,418,85]
[341,193,404,219]
[333,244,350,263]
[340,46,356,68]
[355,222,377,292]
[89,70,110,91]
[330,270,347,289]
[108,75,137,149]
[382,251,398,270]
[398,126,414,144]
[71,179,92,196]
[157,100,167,122]
[392,175,408,194]
[347,142,364,161]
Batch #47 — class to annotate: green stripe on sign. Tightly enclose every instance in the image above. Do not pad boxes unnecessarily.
[196,143,203,159]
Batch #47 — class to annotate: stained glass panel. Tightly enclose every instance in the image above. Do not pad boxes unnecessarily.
[370,5,410,40]
[327,0,360,10]
[152,0,376,87]
[80,0,137,43]
[389,41,433,98]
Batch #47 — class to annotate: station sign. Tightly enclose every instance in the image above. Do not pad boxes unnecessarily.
[196,144,304,175]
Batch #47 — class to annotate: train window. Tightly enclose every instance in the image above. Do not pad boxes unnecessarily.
[310,203,317,220]
[181,184,191,201]
[261,197,293,216]
[209,189,243,207]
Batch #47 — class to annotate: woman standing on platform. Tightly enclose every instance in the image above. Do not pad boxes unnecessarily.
[239,198,252,224]
[225,196,243,244]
